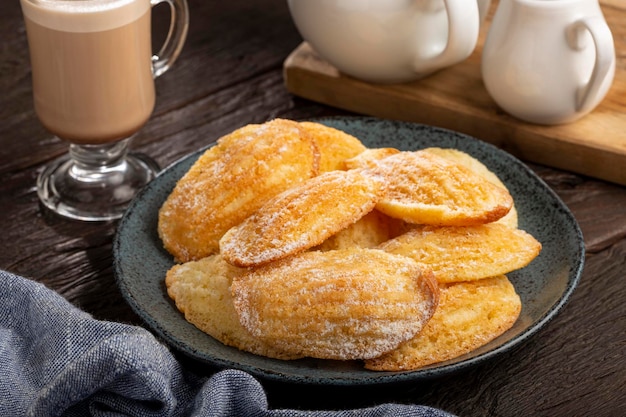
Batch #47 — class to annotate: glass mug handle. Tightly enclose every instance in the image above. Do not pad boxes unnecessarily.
[151,0,189,78]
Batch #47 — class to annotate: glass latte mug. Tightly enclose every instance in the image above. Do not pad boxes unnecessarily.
[20,0,188,221]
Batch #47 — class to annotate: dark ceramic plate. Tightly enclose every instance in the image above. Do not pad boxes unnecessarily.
[113,117,584,385]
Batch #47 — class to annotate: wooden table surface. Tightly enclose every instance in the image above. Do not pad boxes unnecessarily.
[1,0,624,415]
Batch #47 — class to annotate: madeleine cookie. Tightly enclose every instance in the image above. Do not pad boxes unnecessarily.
[313,209,405,251]
[367,150,514,226]
[379,223,541,283]
[231,248,439,360]
[422,147,518,228]
[165,255,302,360]
[365,275,521,371]
[158,119,319,262]
[298,121,367,172]
[220,169,385,267]
[343,147,401,170]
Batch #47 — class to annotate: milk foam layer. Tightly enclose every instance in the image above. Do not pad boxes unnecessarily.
[20,0,149,32]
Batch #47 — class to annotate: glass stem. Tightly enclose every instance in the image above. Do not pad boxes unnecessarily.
[67,138,131,182]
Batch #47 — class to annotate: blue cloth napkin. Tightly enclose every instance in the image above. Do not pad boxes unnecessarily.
[0,270,455,417]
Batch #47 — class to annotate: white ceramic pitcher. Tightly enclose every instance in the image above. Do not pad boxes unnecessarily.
[287,0,482,84]
[481,0,615,125]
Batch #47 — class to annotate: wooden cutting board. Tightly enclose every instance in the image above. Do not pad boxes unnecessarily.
[283,0,626,185]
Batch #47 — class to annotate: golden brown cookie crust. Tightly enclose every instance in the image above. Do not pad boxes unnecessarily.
[365,275,521,371]
[158,119,319,263]
[219,169,386,267]
[230,248,439,360]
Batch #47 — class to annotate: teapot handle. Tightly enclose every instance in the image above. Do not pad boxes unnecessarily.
[414,0,479,74]
[566,17,615,113]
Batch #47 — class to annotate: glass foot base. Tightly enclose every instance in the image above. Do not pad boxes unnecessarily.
[37,152,160,222]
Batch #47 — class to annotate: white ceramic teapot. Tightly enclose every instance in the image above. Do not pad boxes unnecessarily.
[481,0,615,125]
[287,0,483,84]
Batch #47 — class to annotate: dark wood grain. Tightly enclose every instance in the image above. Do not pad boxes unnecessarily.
[1,1,624,416]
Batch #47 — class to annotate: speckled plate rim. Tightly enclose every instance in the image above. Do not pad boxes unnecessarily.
[113,116,584,386]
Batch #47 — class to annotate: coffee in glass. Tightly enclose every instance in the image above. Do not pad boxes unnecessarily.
[20,0,189,221]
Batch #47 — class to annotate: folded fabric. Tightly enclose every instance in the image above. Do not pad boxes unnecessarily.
[0,270,455,417]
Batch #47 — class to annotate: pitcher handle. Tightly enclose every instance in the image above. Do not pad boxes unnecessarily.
[151,0,189,78]
[566,17,615,113]
[414,0,479,74]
